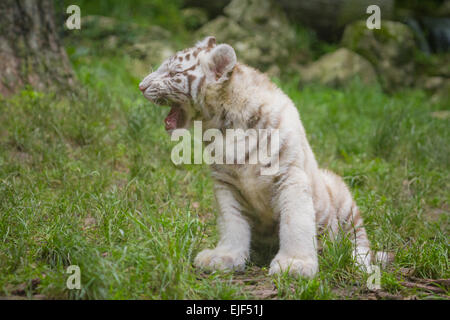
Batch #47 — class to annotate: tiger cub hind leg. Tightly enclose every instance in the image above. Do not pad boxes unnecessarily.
[319,169,391,272]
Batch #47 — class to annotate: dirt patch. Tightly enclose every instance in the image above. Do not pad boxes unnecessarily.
[401,277,449,294]
[230,267,278,299]
[3,278,46,300]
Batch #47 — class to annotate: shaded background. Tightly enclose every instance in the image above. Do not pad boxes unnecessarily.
[56,0,449,99]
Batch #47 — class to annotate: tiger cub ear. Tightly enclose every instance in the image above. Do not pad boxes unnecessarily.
[196,36,216,49]
[203,44,236,82]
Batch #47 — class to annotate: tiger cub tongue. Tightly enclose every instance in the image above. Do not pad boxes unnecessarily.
[165,106,181,131]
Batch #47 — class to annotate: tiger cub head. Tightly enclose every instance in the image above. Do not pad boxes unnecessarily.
[139,36,236,132]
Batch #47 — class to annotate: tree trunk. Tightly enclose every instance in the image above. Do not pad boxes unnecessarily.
[0,0,75,96]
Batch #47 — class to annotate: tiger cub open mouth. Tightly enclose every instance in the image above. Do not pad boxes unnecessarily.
[164,104,186,132]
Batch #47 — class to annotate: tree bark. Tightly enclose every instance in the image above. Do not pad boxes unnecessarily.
[0,0,75,96]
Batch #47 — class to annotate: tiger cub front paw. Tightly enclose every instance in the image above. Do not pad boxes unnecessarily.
[269,254,318,278]
[194,247,248,272]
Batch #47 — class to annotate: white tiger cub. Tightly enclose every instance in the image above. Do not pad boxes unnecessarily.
[139,36,388,277]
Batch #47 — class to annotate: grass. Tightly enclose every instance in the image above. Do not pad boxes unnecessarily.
[58,0,186,32]
[0,4,448,300]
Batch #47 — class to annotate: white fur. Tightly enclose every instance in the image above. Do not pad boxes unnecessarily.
[140,37,389,278]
